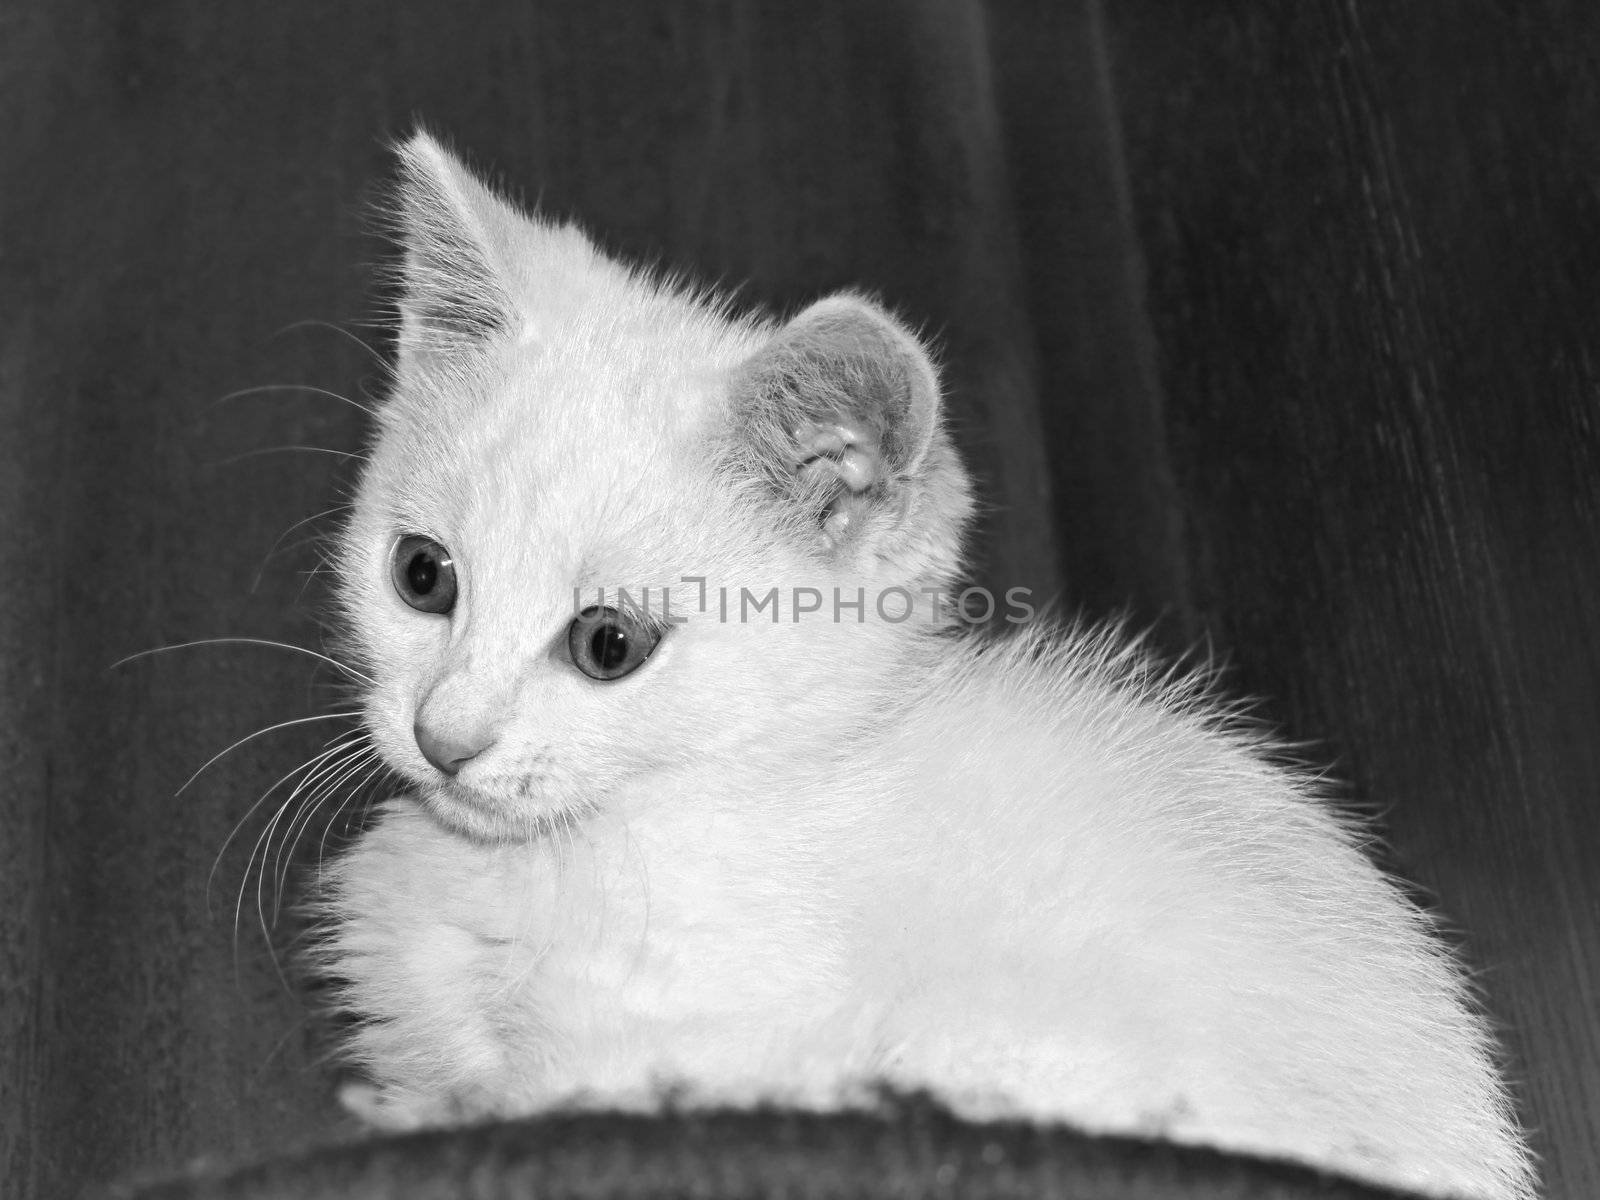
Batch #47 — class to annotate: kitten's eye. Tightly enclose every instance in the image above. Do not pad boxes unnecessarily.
[567,604,661,681]
[391,536,457,615]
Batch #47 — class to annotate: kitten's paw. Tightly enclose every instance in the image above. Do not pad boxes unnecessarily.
[338,1079,443,1132]
[337,1080,396,1127]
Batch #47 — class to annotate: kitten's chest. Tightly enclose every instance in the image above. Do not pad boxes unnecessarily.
[540,811,857,1031]
[337,800,860,1086]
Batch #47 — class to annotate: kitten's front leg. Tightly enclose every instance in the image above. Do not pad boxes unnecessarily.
[337,1079,449,1132]
[337,1077,507,1132]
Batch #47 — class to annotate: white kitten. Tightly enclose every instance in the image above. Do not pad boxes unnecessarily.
[315,132,1535,1200]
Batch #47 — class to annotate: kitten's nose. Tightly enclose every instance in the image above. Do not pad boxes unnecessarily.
[413,718,493,777]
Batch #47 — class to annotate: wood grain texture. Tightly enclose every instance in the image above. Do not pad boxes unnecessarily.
[1097,1,1600,1194]
[987,0,1193,651]
[1,1,1595,1197]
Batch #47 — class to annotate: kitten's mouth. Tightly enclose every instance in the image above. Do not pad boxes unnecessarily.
[418,775,590,843]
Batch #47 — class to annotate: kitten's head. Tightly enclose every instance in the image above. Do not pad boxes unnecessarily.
[336,131,974,841]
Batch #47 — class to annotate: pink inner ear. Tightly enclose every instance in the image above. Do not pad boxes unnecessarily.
[795,419,882,492]
[730,295,971,572]
[793,418,885,548]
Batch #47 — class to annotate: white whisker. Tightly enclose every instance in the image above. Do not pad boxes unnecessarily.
[242,788,302,997]
[217,445,366,467]
[111,637,374,686]
[297,544,344,604]
[233,732,366,928]
[177,711,362,798]
[208,733,366,911]
[271,317,391,370]
[315,757,391,874]
[240,738,361,976]
[259,738,369,889]
[252,503,353,593]
[272,746,381,915]
[212,383,376,418]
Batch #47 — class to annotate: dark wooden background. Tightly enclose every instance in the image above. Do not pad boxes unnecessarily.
[2,2,1595,1197]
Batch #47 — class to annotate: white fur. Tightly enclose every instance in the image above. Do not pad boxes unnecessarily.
[315,132,1536,1200]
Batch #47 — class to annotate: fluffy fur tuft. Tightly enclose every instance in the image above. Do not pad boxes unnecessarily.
[312,132,1536,1200]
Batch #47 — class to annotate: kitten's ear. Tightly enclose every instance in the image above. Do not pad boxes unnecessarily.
[731,295,972,578]
[390,131,519,366]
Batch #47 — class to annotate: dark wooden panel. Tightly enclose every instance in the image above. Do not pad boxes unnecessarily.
[1094,2,1600,1195]
[986,0,1194,650]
